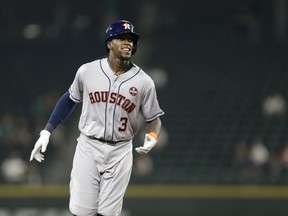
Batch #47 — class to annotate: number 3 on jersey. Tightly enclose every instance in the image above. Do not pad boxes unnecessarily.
[119,117,128,131]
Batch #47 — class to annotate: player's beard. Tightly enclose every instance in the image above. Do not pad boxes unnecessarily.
[119,45,133,60]
[120,55,131,61]
[119,51,132,61]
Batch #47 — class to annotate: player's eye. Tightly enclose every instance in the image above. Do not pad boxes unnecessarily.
[116,35,133,42]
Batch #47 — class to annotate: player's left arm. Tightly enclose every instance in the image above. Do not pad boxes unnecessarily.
[146,117,162,136]
[135,76,164,154]
[135,117,162,154]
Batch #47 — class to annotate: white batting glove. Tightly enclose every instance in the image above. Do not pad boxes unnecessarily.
[30,130,51,162]
[135,133,157,154]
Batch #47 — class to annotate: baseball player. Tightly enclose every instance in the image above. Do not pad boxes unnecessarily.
[30,20,164,216]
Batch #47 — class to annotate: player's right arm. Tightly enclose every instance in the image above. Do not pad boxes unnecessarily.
[30,91,77,162]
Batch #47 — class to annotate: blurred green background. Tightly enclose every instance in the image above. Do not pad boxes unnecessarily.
[1,0,288,215]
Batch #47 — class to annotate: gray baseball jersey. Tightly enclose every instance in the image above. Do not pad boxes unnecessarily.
[68,57,164,215]
[69,57,164,141]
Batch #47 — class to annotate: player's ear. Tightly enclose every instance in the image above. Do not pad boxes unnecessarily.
[107,40,112,50]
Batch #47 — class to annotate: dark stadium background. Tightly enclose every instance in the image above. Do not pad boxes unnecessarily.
[1,0,288,215]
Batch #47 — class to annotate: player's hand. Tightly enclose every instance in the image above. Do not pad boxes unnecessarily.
[135,133,157,154]
[30,130,51,162]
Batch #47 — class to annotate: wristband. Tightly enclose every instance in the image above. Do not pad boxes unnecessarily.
[148,132,158,140]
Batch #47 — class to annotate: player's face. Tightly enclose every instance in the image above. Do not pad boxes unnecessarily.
[108,34,134,60]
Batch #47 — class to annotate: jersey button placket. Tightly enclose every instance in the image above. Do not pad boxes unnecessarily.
[108,81,119,141]
[106,88,116,141]
[105,105,113,140]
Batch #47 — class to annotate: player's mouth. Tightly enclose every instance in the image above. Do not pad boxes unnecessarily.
[122,46,132,52]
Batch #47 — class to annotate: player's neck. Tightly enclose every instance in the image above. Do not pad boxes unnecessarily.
[108,58,132,76]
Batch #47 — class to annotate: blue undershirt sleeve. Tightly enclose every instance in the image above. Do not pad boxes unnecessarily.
[44,91,77,133]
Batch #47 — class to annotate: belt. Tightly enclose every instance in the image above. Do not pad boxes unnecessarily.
[88,136,122,144]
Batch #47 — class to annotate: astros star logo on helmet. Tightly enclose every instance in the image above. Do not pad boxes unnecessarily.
[123,23,130,30]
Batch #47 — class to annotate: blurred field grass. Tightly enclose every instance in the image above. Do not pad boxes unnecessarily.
[1,184,288,198]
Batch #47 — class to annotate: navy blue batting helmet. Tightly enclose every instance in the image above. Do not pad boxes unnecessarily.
[105,20,140,55]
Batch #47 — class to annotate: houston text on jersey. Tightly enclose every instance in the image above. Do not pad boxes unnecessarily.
[88,91,136,113]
